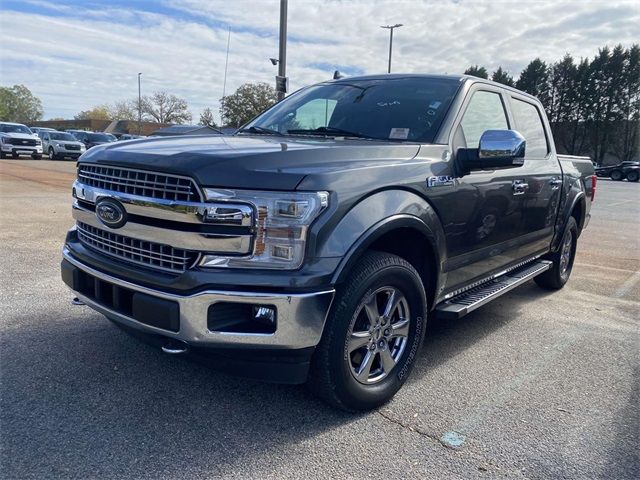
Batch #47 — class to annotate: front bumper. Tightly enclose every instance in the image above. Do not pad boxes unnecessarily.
[1,144,42,154]
[61,246,335,351]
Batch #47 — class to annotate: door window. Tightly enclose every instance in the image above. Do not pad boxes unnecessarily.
[510,98,548,157]
[459,91,508,148]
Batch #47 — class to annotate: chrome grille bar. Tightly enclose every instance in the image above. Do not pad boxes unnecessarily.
[77,164,201,202]
[77,222,199,273]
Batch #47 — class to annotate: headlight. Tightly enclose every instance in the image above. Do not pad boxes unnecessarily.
[200,189,329,270]
[55,143,63,147]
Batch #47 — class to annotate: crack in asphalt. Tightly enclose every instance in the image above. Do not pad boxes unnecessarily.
[377,409,452,448]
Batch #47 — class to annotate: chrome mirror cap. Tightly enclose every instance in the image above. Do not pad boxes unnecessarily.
[479,129,526,161]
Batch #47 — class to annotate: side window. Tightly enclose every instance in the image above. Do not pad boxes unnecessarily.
[510,98,548,157]
[459,91,508,148]
[291,98,337,130]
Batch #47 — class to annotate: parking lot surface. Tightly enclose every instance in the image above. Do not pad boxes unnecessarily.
[1,160,638,479]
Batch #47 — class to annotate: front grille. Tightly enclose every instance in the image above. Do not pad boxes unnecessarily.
[77,164,201,202]
[66,144,81,150]
[7,138,37,146]
[77,222,199,273]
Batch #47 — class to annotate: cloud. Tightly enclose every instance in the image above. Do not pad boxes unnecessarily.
[1,0,638,121]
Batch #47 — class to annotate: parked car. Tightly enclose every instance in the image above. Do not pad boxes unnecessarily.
[595,161,639,182]
[61,74,595,411]
[41,131,86,160]
[118,134,145,141]
[72,131,117,149]
[0,122,43,159]
[30,127,57,138]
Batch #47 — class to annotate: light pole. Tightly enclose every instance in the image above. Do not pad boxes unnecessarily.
[137,72,142,134]
[380,24,403,73]
[276,0,288,101]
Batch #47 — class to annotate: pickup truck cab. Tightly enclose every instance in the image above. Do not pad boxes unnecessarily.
[61,74,595,411]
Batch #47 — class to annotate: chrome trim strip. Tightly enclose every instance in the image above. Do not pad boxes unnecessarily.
[73,181,254,227]
[63,247,335,349]
[73,203,253,254]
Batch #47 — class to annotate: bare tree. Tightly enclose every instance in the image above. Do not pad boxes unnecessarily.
[141,91,192,124]
[199,107,217,127]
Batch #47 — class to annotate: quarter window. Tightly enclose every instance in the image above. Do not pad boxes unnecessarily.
[511,98,548,157]
[459,91,508,148]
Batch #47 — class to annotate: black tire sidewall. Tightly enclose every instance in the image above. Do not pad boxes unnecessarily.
[627,171,639,182]
[329,261,426,409]
[611,170,622,181]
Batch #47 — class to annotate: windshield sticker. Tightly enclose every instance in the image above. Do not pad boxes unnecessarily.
[429,101,442,109]
[389,128,410,139]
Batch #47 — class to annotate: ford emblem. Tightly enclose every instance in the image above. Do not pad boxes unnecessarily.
[96,198,127,229]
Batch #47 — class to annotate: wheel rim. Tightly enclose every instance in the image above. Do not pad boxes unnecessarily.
[559,229,573,278]
[347,286,410,385]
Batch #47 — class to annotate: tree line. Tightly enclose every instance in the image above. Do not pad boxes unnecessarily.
[466,44,640,164]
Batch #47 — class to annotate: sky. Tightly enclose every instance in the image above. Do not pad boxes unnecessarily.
[1,0,638,122]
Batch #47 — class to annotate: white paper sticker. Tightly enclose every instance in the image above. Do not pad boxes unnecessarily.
[389,128,410,139]
[429,101,442,109]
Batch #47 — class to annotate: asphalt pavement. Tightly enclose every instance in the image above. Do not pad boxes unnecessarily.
[0,160,638,479]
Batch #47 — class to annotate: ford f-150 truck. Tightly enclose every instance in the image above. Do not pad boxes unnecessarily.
[61,74,595,411]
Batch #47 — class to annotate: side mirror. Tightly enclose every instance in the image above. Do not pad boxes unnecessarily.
[458,129,526,173]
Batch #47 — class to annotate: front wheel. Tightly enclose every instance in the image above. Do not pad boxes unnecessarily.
[48,147,57,160]
[308,251,427,411]
[626,171,639,182]
[535,217,578,290]
[610,170,623,181]
[32,153,42,160]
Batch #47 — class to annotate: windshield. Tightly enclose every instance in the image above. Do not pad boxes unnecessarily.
[87,133,114,142]
[244,77,460,142]
[50,132,76,141]
[1,124,33,134]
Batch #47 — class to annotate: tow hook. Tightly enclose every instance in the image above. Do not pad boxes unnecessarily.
[161,339,189,354]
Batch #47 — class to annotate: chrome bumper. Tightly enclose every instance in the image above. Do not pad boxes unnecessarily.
[63,247,335,349]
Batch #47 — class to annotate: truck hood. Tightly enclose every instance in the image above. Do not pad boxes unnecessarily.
[79,134,421,190]
[1,132,38,140]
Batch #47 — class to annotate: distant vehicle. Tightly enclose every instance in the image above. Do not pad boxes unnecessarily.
[73,131,117,150]
[118,134,145,141]
[595,161,639,182]
[104,133,118,142]
[41,131,86,160]
[31,127,57,137]
[0,122,43,159]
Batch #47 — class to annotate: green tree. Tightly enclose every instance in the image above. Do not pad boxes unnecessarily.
[516,58,549,101]
[0,84,44,123]
[464,65,488,79]
[491,67,514,86]
[141,91,192,124]
[611,44,640,161]
[199,107,217,127]
[219,83,277,127]
[74,105,111,120]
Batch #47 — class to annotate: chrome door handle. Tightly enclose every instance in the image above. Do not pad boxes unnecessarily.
[549,178,563,187]
[512,180,529,195]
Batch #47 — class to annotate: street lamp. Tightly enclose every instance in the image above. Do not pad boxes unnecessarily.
[380,24,403,73]
[137,72,142,135]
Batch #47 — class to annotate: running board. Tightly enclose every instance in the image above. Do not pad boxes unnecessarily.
[436,260,552,320]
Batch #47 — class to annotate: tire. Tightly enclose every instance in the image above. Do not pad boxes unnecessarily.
[48,147,57,160]
[308,251,427,411]
[12,152,19,159]
[32,153,42,160]
[0,151,6,159]
[535,217,578,290]
[610,170,623,181]
[626,171,639,182]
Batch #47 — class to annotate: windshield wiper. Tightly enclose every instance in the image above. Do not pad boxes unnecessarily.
[237,125,283,136]
[287,126,375,139]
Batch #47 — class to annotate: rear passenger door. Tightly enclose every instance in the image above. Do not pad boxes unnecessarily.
[507,94,562,259]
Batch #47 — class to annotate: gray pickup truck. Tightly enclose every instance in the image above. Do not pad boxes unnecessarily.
[61,74,595,411]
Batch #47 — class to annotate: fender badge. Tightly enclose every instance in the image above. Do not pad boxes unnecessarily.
[427,176,455,187]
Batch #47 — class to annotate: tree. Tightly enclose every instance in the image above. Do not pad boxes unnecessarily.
[464,65,488,79]
[516,58,549,101]
[141,91,192,124]
[74,105,111,120]
[219,83,277,127]
[199,107,217,127]
[491,67,514,86]
[108,100,138,121]
[0,84,44,123]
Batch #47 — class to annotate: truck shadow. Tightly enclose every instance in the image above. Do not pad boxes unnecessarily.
[1,283,556,478]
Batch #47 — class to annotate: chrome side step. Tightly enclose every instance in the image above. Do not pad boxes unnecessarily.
[436,260,552,320]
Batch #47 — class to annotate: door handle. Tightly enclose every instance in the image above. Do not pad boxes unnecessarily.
[549,177,563,187]
[512,180,529,195]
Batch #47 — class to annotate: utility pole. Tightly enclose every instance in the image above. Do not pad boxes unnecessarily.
[380,24,403,73]
[277,0,288,101]
[137,72,142,134]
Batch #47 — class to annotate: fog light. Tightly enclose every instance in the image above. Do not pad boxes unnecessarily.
[253,305,276,325]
